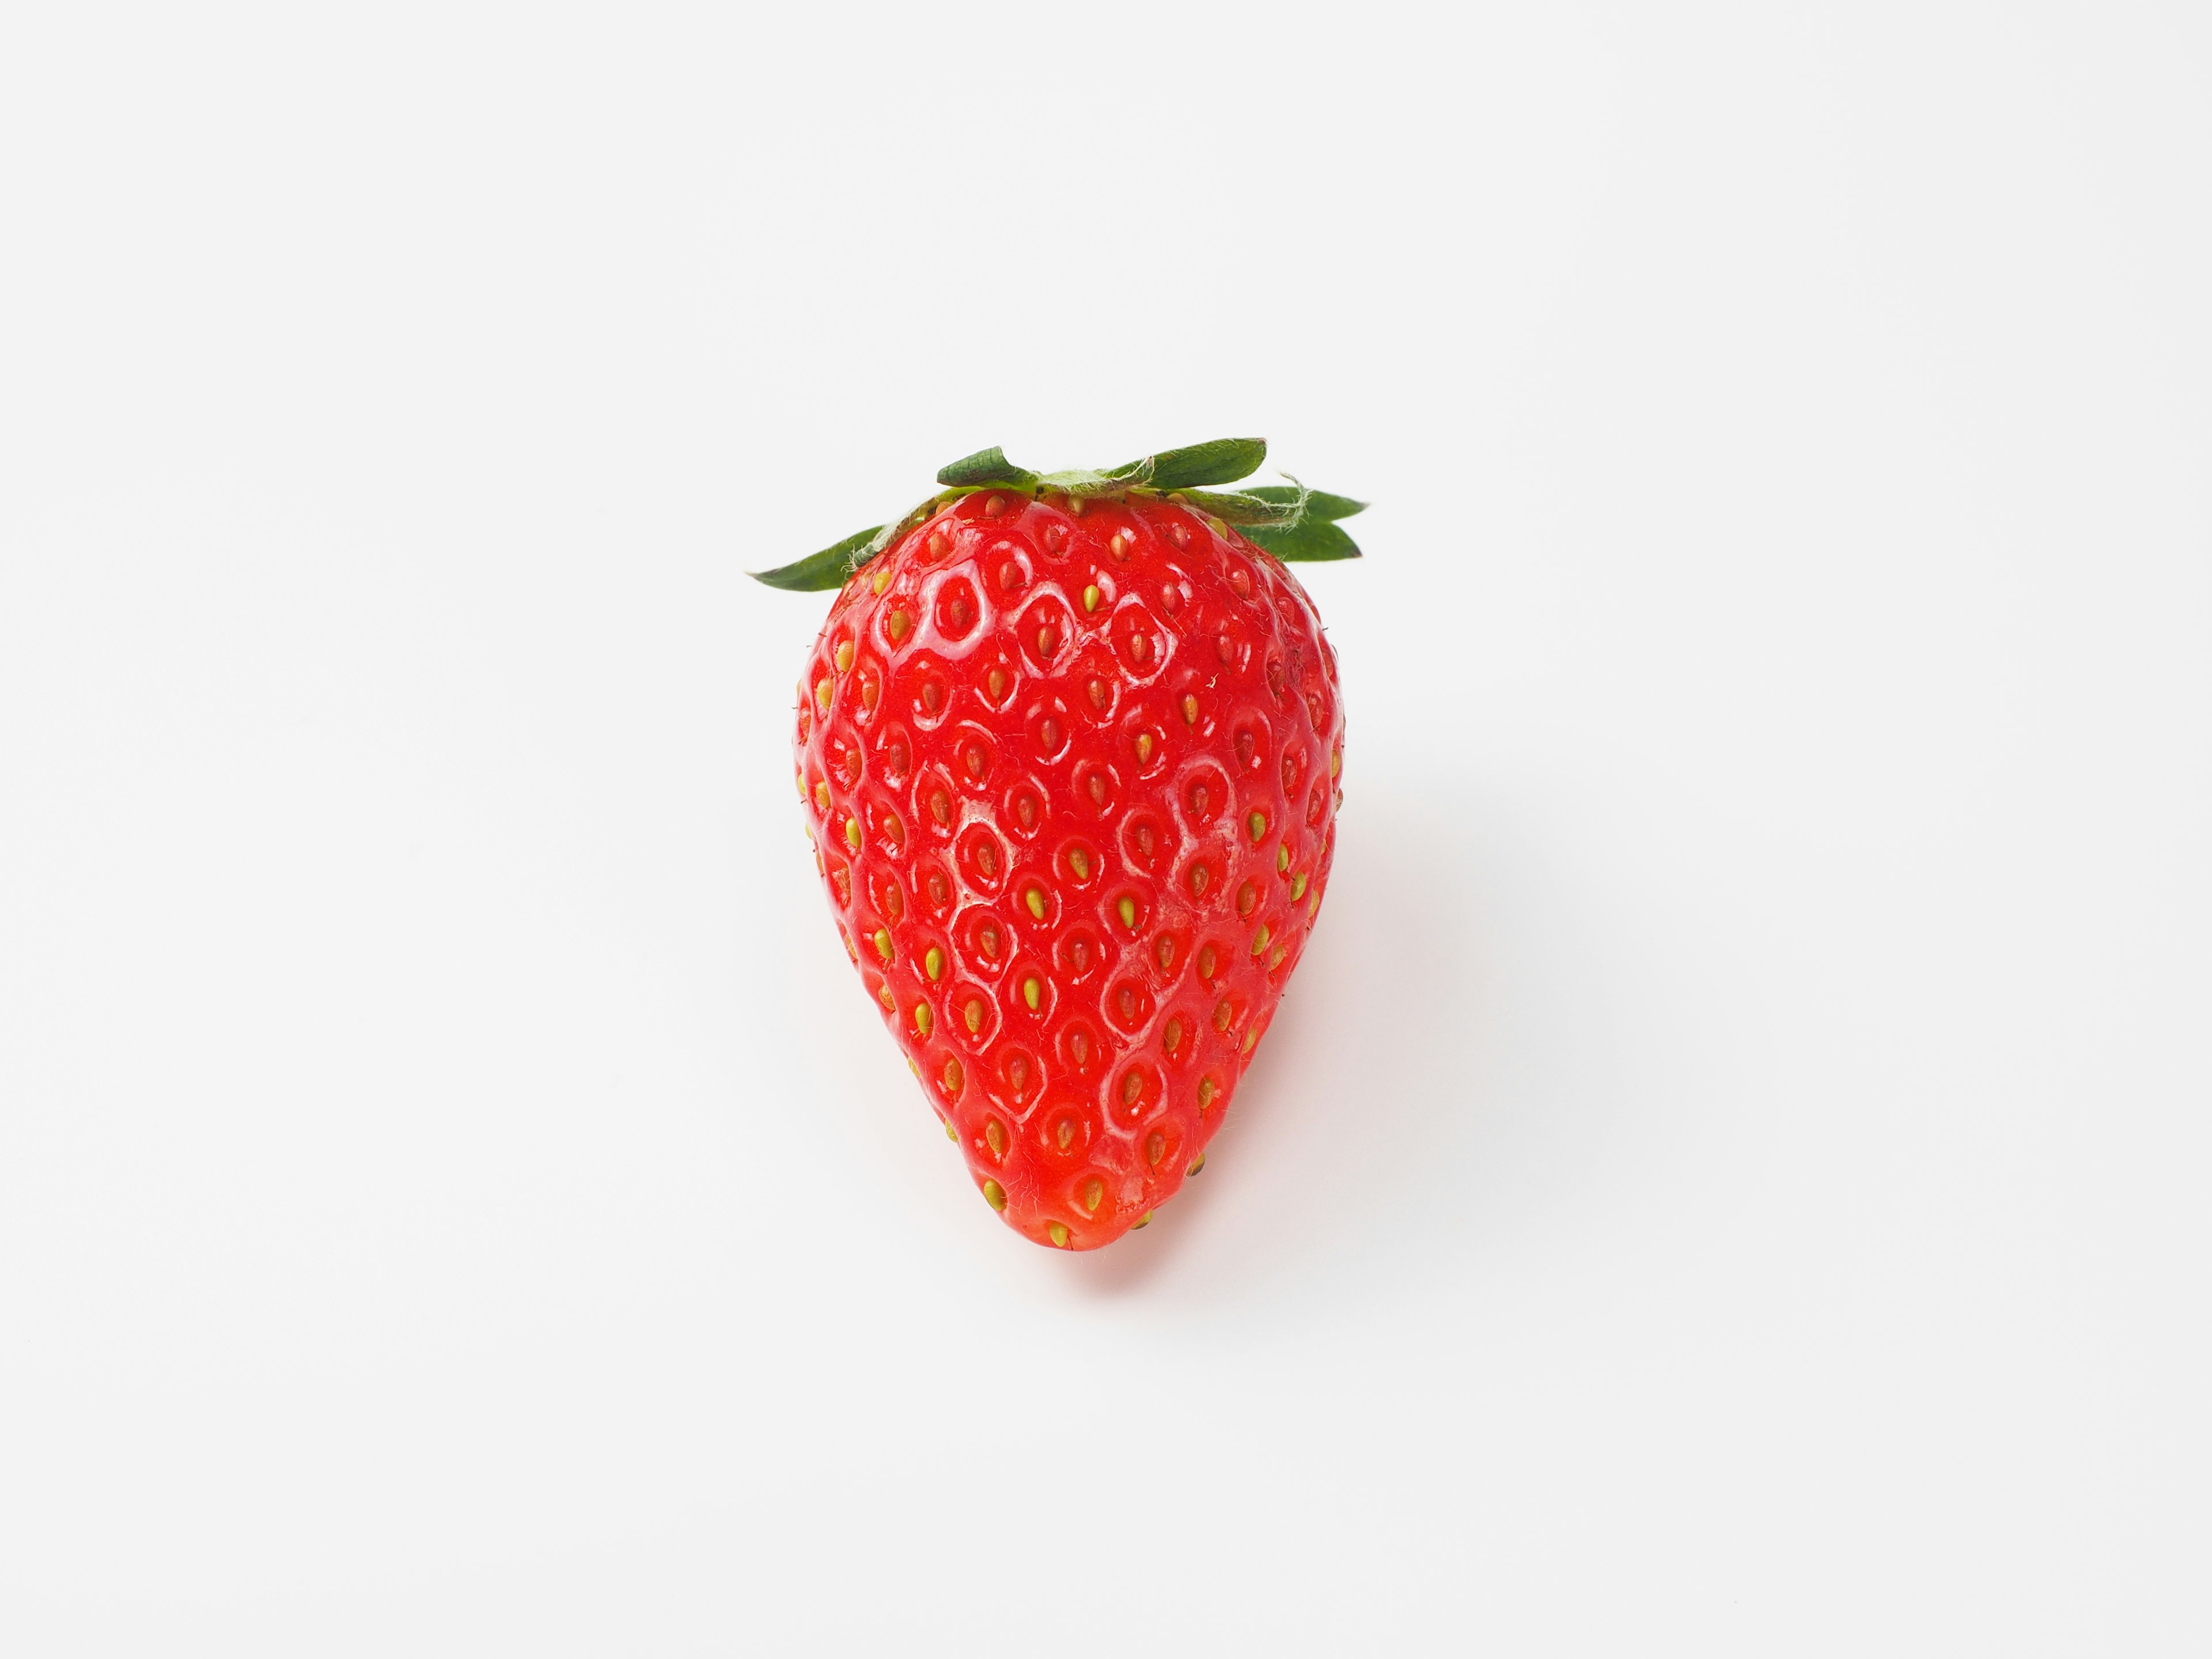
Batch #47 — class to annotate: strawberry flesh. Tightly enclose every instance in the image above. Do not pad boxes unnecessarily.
[794,491,1343,1248]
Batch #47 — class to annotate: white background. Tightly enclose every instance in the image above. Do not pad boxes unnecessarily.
[2,3,2207,1653]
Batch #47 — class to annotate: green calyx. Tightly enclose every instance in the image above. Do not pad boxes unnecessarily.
[750,437,1366,592]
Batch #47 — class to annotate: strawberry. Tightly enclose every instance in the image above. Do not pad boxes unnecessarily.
[755,439,1362,1249]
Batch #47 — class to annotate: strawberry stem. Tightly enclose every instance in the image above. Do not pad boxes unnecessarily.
[749,438,1366,592]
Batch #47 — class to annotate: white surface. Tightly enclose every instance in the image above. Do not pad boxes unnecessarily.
[2,3,2207,1653]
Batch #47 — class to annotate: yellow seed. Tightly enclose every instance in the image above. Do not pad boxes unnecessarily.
[1251,924,1271,955]
[1181,695,1199,725]
[1198,945,1216,979]
[1082,584,1101,612]
[815,679,833,711]
[1331,748,1342,778]
[1136,733,1155,763]
[1243,1028,1257,1054]
[1025,887,1046,920]
[878,984,895,1009]
[1277,844,1290,873]
[888,609,910,642]
[983,493,1006,517]
[1057,1119,1074,1150]
[983,1179,1007,1211]
[925,946,944,981]
[915,1003,933,1035]
[929,532,950,558]
[1078,1177,1104,1215]
[1117,896,1136,929]
[1156,936,1175,970]
[1022,976,1041,1010]
[1290,872,1308,902]
[1213,999,1232,1032]
[1109,532,1131,560]
[873,566,893,595]
[942,1056,964,1093]
[945,1118,956,1139]
[1048,1222,1070,1247]
[1165,1017,1182,1053]
[1268,945,1286,970]
[834,640,854,672]
[986,1118,1006,1157]
[1248,812,1266,842]
[845,818,862,851]
[1237,882,1256,916]
[1205,514,1227,537]
[1132,1211,1152,1229]
[1308,893,1319,921]
[873,929,893,960]
[1198,1077,1216,1110]
[907,1054,918,1075]
[1069,849,1090,881]
[965,997,984,1033]
[813,781,830,811]
[1120,1073,1141,1106]
[1189,866,1208,897]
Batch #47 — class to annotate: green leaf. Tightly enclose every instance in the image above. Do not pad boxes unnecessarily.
[936,446,1039,488]
[1244,484,1366,522]
[1035,467,1123,498]
[1113,437,1267,491]
[1177,486,1307,528]
[749,524,884,592]
[1244,518,1363,562]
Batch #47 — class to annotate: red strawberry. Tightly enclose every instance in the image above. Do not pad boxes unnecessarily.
[755,440,1362,1249]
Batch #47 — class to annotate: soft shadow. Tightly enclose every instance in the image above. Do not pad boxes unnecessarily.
[1056,777,1497,1301]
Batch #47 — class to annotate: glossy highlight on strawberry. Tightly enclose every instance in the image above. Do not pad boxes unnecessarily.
[760,441,1359,1249]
